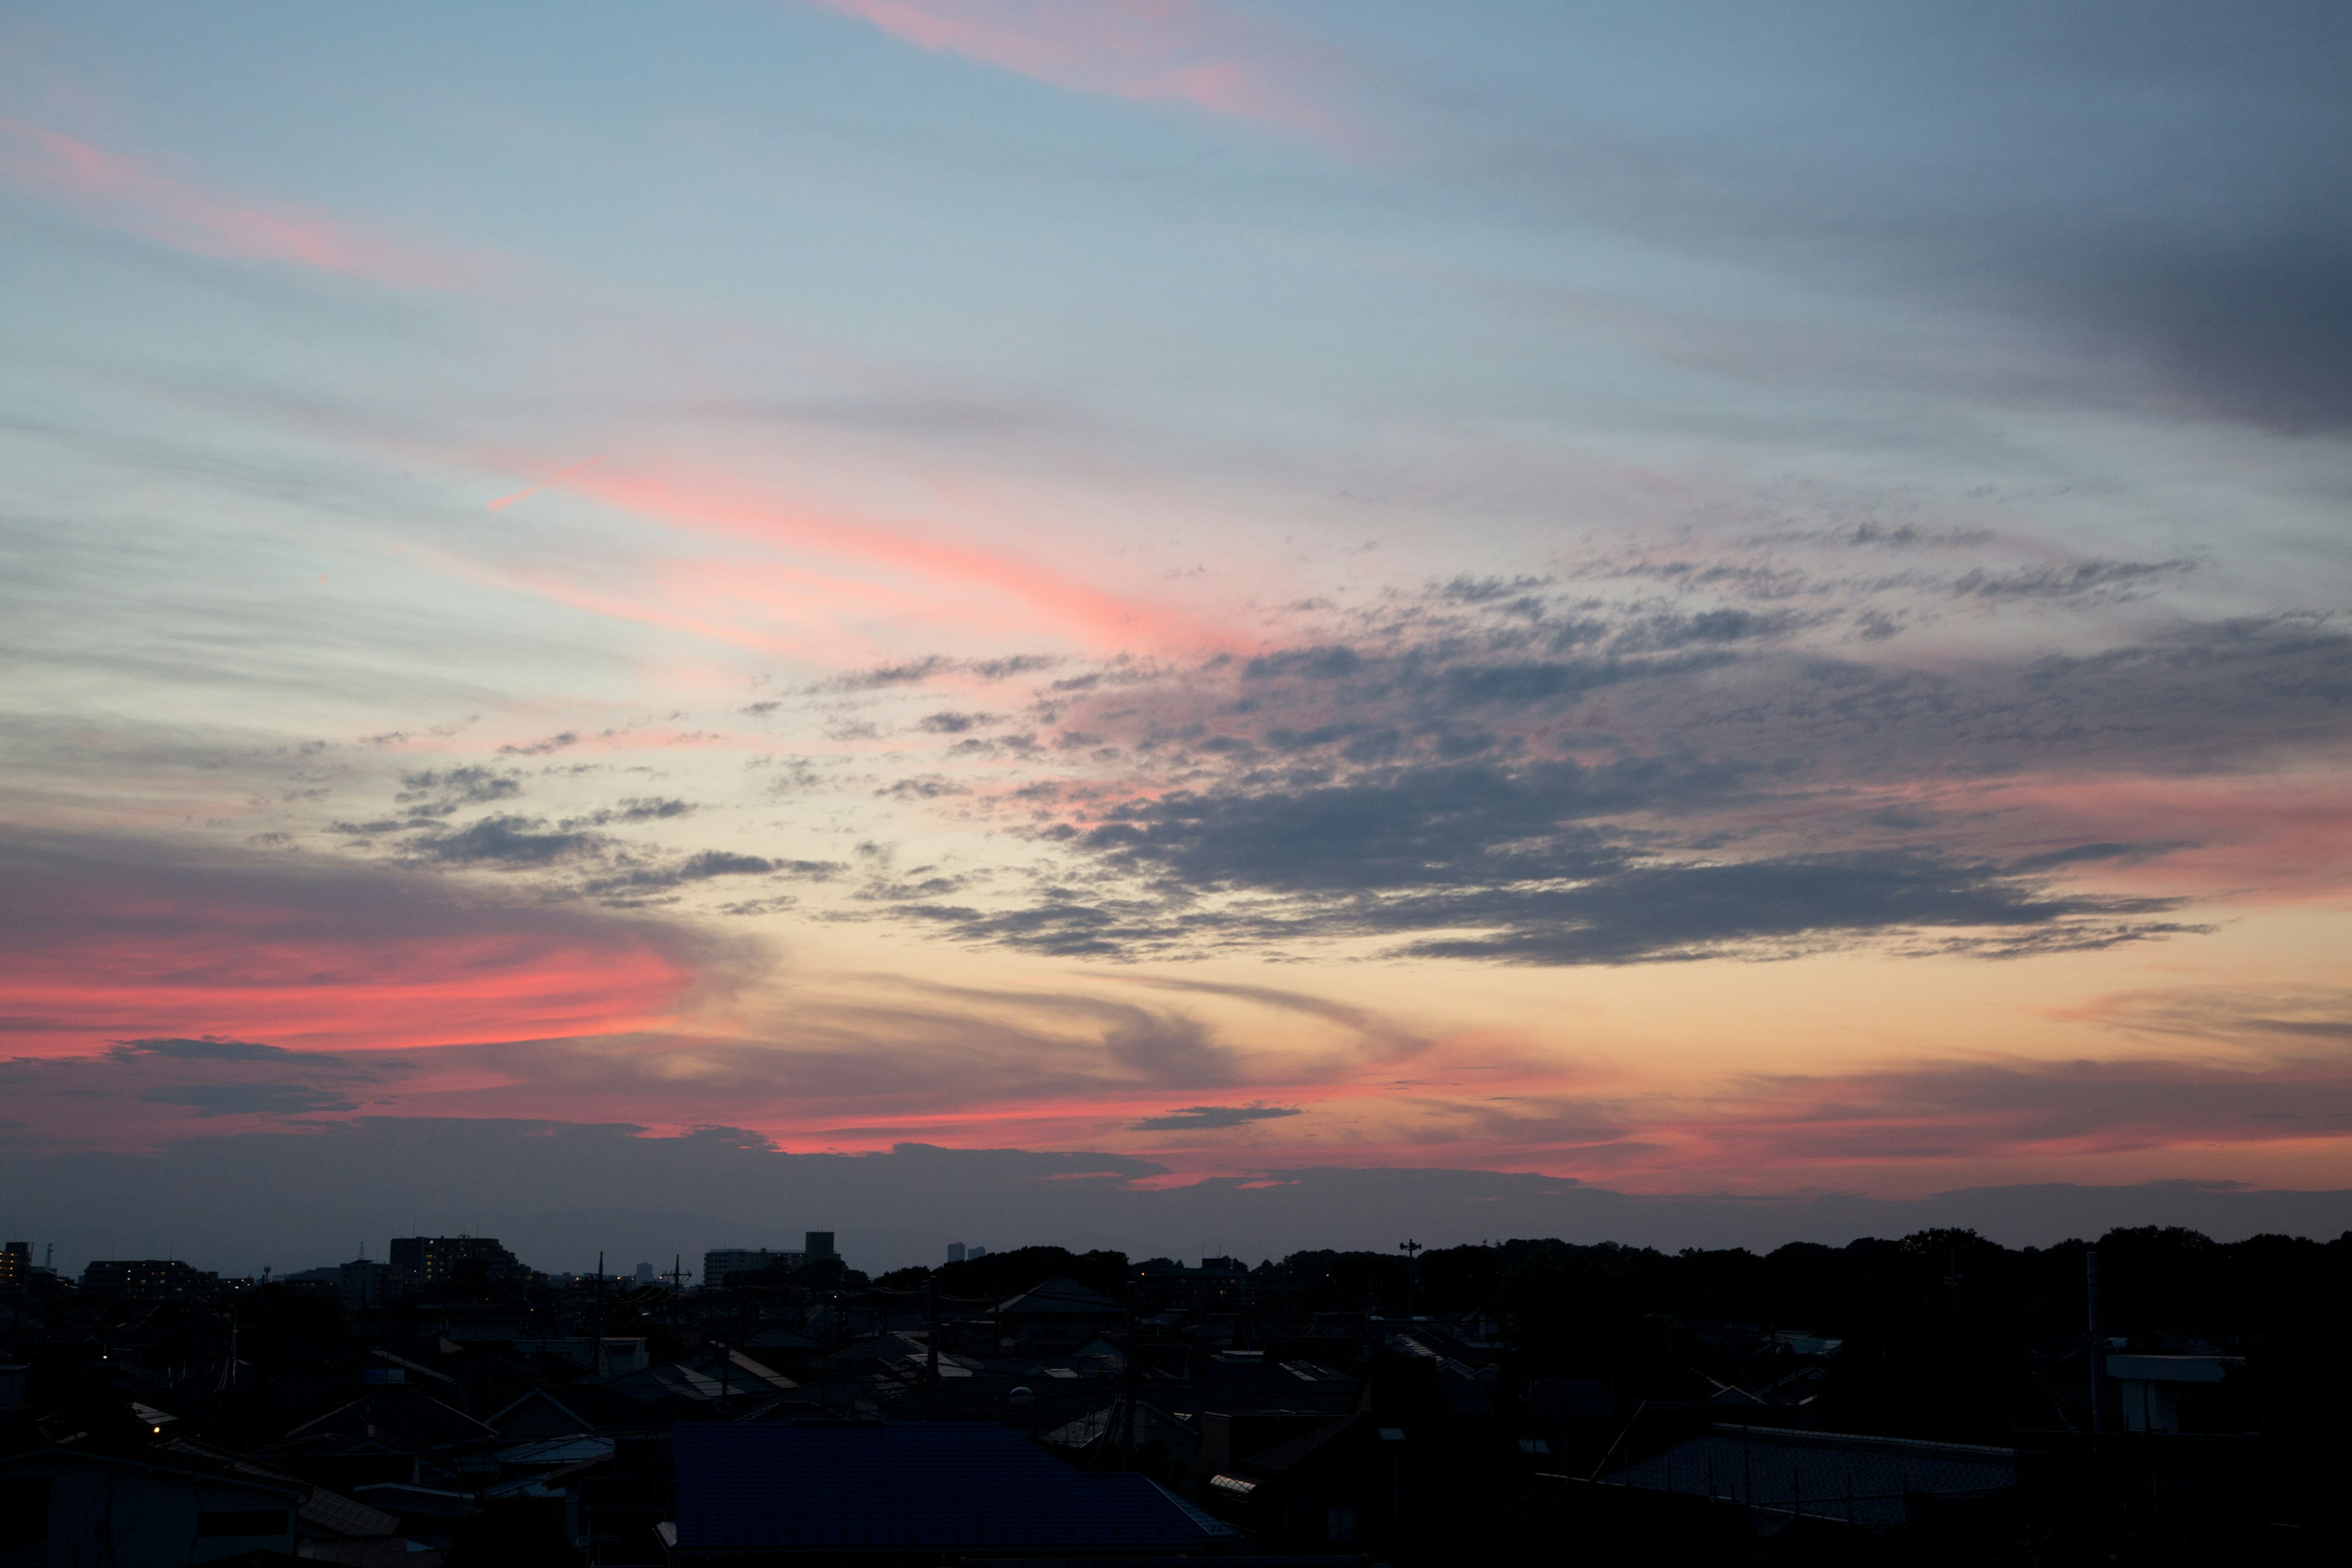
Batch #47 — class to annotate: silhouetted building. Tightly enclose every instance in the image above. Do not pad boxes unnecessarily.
[704,1248,800,1287]
[998,1278,1126,1349]
[946,1242,965,1263]
[0,1241,28,1291]
[387,1235,526,1290]
[1139,1254,1251,1311]
[2110,1354,2244,1434]
[1610,1425,2018,1529]
[80,1258,218,1299]
[0,1439,306,1562]
[706,1232,837,1289]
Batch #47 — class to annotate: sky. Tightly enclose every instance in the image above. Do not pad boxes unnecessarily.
[3,2,2350,1273]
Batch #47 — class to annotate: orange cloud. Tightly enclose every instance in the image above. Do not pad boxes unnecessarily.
[0,118,484,290]
[803,0,1352,144]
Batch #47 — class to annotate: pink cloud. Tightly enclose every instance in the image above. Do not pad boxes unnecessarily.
[523,458,1237,657]
[0,118,483,290]
[803,0,1352,144]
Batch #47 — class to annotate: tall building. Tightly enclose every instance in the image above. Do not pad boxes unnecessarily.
[0,1242,28,1291]
[703,1247,799,1287]
[946,1242,965,1264]
[81,1259,219,1299]
[704,1232,839,1289]
[387,1236,527,1289]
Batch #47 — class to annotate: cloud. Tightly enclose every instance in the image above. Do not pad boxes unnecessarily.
[393,766,523,818]
[109,1035,308,1063]
[407,814,609,867]
[801,0,1350,144]
[138,1082,362,1117]
[905,842,2188,967]
[0,117,483,290]
[825,654,1063,692]
[0,827,735,1063]
[1102,1011,1239,1088]
[1702,1052,2352,1168]
[562,798,699,826]
[1477,6,2352,432]
[538,461,1223,658]
[1129,1102,1303,1131]
[577,850,823,900]
[859,588,2352,965]
[919,710,997,733]
[1952,560,2195,601]
[499,731,581,756]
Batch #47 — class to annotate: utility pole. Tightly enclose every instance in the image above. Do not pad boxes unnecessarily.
[2086,1250,2103,1442]
[1122,1271,1139,1471]
[926,1278,940,1423]
[1399,1240,1422,1316]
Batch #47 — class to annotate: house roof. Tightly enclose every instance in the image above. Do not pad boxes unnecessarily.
[671,1423,1238,1552]
[1613,1425,2017,1530]
[1236,1415,1359,1476]
[154,1441,400,1540]
[487,1383,680,1435]
[997,1277,1125,1316]
[281,1389,499,1450]
[496,1434,616,1467]
[0,1438,307,1499]
[298,1486,404,1539]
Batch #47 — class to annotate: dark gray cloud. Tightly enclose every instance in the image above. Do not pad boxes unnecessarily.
[1101,1012,1240,1088]
[905,845,2187,967]
[918,710,997,734]
[1952,560,2195,601]
[1073,758,1691,894]
[497,730,579,756]
[891,596,2352,965]
[409,814,607,867]
[393,766,521,817]
[576,850,838,900]
[1129,1104,1305,1131]
[138,1083,361,1117]
[1490,2,2352,431]
[882,775,968,800]
[109,1035,307,1063]
[2038,228,2352,433]
[821,654,1061,692]
[549,797,699,830]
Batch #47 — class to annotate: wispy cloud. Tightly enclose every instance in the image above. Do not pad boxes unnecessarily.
[1129,1101,1302,1131]
[537,460,1235,657]
[0,118,486,290]
[801,0,1352,145]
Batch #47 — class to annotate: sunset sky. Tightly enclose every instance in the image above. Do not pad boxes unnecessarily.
[5,2,2349,1268]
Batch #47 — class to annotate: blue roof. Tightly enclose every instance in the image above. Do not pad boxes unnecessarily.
[672,1423,1238,1551]
[1613,1425,2016,1530]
